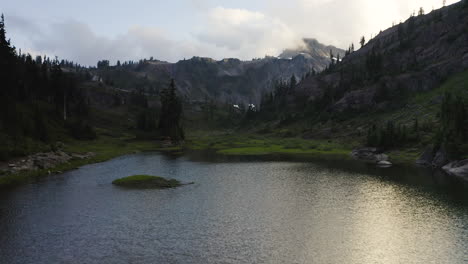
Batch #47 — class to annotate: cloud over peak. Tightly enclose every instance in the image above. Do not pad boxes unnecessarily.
[5,0,460,65]
[196,7,300,57]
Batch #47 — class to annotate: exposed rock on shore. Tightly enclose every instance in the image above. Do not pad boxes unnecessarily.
[0,151,95,175]
[442,160,468,181]
[351,148,392,166]
[416,146,449,168]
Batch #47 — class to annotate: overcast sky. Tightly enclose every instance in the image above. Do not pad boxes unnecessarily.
[1,0,460,66]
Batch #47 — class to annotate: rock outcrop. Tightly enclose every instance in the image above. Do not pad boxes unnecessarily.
[416,145,449,168]
[88,38,345,107]
[377,160,393,167]
[416,146,435,167]
[351,148,391,165]
[442,159,468,181]
[0,151,95,175]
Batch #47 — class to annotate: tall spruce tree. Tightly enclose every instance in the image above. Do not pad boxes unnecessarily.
[159,79,184,141]
[0,14,17,98]
[437,92,467,158]
[360,36,366,48]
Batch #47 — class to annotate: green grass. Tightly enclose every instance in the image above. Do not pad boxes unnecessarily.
[387,149,422,164]
[112,175,181,189]
[186,132,354,159]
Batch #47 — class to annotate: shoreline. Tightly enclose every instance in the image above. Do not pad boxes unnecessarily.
[0,134,425,189]
[0,137,179,189]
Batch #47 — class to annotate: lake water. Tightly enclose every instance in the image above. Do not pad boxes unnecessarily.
[1,152,467,264]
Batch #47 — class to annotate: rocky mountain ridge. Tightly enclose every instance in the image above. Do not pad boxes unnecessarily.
[92,39,345,106]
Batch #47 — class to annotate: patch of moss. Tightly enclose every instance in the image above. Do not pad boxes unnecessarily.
[387,149,421,165]
[112,175,182,189]
[186,132,353,159]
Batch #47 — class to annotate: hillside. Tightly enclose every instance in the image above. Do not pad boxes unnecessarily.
[91,39,345,106]
[295,4,468,114]
[251,2,468,163]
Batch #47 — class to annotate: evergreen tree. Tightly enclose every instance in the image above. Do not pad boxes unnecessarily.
[437,92,467,158]
[159,79,184,141]
[418,7,425,16]
[360,36,366,48]
[289,74,297,93]
[0,14,17,98]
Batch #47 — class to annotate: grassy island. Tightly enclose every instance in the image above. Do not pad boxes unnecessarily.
[112,175,182,189]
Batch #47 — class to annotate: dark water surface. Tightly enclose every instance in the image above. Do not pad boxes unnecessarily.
[1,152,467,264]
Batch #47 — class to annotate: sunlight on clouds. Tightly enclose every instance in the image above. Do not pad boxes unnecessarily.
[210,7,265,25]
[6,0,463,65]
[266,0,461,47]
[196,7,301,58]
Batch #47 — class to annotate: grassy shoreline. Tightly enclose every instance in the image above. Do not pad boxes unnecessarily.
[185,132,420,164]
[0,132,422,189]
[0,136,180,189]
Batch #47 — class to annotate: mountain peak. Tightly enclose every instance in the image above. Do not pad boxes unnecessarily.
[279,38,345,60]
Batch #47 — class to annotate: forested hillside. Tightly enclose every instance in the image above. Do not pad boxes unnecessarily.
[0,15,95,160]
[252,2,468,162]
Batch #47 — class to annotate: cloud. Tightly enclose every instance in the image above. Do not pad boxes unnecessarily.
[8,7,302,65]
[195,7,301,58]
[266,0,460,47]
[5,0,461,65]
[8,18,200,66]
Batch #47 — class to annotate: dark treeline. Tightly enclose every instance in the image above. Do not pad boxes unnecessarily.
[158,79,184,141]
[435,93,468,159]
[366,92,467,159]
[257,74,300,122]
[366,119,421,150]
[133,79,185,142]
[94,58,163,95]
[0,15,94,159]
[96,56,159,70]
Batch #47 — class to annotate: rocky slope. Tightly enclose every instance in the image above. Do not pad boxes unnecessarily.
[92,39,345,106]
[269,2,468,176]
[294,3,468,113]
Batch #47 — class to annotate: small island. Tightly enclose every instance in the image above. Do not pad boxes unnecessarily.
[112,175,182,189]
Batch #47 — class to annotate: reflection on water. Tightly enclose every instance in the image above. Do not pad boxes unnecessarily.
[0,151,467,264]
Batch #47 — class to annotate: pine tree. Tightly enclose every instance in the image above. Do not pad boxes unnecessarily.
[159,79,184,141]
[360,36,366,48]
[418,7,425,16]
[0,14,17,97]
[289,74,297,93]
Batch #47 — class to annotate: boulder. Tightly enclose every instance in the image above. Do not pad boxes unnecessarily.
[442,159,468,181]
[375,154,389,162]
[416,146,434,167]
[377,160,393,167]
[463,53,468,68]
[351,148,389,164]
[432,147,449,168]
[416,145,450,168]
[351,147,378,160]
